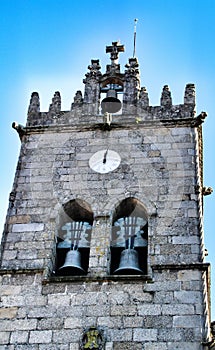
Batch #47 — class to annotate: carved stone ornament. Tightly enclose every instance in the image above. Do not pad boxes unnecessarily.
[106,41,124,64]
[81,326,104,349]
[28,91,40,117]
[49,91,61,117]
[160,85,172,106]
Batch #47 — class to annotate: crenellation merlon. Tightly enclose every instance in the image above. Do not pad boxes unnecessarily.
[48,91,61,118]
[160,85,172,107]
[184,83,195,105]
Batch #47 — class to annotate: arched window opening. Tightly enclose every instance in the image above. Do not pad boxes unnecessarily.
[111,198,148,275]
[55,199,93,276]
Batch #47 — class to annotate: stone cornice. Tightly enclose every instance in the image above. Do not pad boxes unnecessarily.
[152,262,210,271]
[0,268,44,275]
[17,117,201,136]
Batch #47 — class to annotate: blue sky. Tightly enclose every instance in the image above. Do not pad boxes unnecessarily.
[0,0,214,319]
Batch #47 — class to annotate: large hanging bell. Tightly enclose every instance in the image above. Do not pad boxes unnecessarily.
[101,89,122,114]
[113,249,143,275]
[58,250,85,276]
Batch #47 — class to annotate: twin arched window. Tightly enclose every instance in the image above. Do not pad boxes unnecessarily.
[55,197,148,277]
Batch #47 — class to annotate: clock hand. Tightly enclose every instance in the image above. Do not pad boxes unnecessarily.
[103,149,108,164]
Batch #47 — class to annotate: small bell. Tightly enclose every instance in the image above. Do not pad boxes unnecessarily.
[101,90,122,114]
[58,250,85,276]
[113,249,143,275]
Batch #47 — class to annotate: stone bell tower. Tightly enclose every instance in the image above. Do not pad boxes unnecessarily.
[0,41,214,349]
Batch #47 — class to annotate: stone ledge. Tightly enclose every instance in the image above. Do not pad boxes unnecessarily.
[23,117,196,135]
[0,268,44,275]
[42,274,153,285]
[151,263,210,271]
[0,268,153,284]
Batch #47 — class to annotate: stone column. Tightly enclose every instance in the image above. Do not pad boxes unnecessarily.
[88,215,111,277]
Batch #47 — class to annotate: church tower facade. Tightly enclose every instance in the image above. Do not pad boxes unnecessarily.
[0,42,213,349]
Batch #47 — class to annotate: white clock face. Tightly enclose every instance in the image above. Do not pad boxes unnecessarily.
[89,149,121,174]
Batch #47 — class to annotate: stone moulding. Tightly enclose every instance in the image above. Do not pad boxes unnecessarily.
[151,262,210,271]
[42,274,153,285]
[17,116,201,138]
[0,268,44,275]
[0,267,153,284]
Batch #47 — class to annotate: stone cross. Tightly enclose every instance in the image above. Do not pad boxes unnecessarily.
[106,41,124,64]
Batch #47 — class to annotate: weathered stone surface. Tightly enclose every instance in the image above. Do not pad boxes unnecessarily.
[162,304,194,315]
[108,329,132,342]
[0,307,18,319]
[138,304,161,316]
[52,329,81,343]
[173,315,201,328]
[1,319,37,331]
[37,318,64,330]
[29,330,52,344]
[64,317,83,329]
[113,342,142,350]
[10,331,29,344]
[133,328,158,341]
[174,290,202,304]
[167,343,200,350]
[12,223,44,232]
[143,343,168,350]
[98,316,123,328]
[0,331,10,344]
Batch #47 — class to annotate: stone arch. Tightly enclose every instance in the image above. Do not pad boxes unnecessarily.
[112,197,148,223]
[106,193,157,219]
[62,198,93,225]
[54,198,93,276]
[110,197,148,275]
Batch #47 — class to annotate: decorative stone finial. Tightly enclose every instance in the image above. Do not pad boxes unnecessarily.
[83,60,101,114]
[184,83,195,105]
[139,87,149,107]
[28,92,40,117]
[84,60,101,82]
[71,90,83,110]
[124,57,140,77]
[160,85,172,107]
[49,91,61,118]
[106,41,125,65]
[123,57,140,113]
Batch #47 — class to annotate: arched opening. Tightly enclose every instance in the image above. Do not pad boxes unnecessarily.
[55,199,93,276]
[110,197,148,275]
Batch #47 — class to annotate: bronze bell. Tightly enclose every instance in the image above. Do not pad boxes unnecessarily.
[113,249,143,275]
[58,250,85,276]
[101,89,122,114]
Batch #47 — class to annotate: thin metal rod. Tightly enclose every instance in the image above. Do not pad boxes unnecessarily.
[70,221,84,250]
[123,216,138,249]
[133,18,138,58]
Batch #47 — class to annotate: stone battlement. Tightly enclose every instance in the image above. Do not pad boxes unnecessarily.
[26,96,196,128]
[25,41,196,128]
